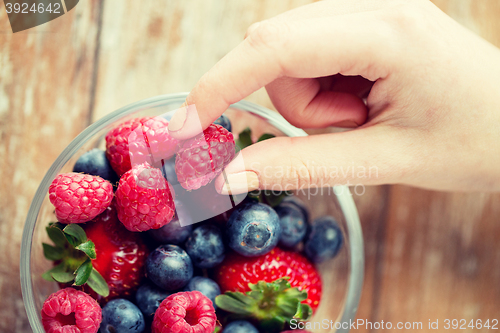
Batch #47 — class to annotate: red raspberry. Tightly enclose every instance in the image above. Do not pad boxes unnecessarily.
[106,117,179,176]
[41,288,102,333]
[152,291,216,333]
[115,163,175,232]
[175,124,236,190]
[49,173,113,224]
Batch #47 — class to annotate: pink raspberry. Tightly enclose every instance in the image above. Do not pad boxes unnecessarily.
[175,124,236,190]
[106,117,180,176]
[152,291,216,333]
[115,162,175,232]
[41,288,102,333]
[49,173,113,224]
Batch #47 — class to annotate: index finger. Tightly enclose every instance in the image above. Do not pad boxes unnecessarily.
[168,12,394,139]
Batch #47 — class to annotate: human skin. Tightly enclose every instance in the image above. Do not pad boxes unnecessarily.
[168,0,500,194]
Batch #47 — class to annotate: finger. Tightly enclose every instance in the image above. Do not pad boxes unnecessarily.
[254,0,398,27]
[265,77,368,128]
[214,125,413,194]
[168,13,396,139]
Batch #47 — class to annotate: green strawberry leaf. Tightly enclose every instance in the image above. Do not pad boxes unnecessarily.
[215,278,310,333]
[42,262,66,282]
[74,258,93,286]
[215,292,254,315]
[87,268,110,297]
[257,133,275,142]
[248,191,263,203]
[262,190,291,207]
[46,224,68,247]
[63,224,87,247]
[236,127,253,150]
[42,243,64,261]
[51,271,75,284]
[76,240,96,260]
[295,303,313,321]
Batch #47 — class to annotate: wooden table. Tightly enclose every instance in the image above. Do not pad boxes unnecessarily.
[1,1,499,332]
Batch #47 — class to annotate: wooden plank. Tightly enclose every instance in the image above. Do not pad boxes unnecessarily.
[372,3,500,331]
[0,1,102,331]
[374,0,500,332]
[92,0,317,121]
[375,188,500,332]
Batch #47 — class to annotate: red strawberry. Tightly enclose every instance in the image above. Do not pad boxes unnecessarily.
[152,291,217,333]
[175,124,235,190]
[49,173,114,224]
[106,117,179,176]
[115,162,175,232]
[214,247,322,311]
[41,288,102,333]
[83,204,149,303]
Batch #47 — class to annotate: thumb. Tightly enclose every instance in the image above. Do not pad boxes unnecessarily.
[215,125,413,194]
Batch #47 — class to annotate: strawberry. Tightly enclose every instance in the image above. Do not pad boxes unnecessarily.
[105,117,179,176]
[215,278,313,333]
[83,204,149,303]
[214,248,322,311]
[42,204,149,305]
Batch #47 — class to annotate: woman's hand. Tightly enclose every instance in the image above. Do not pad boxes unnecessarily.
[168,0,500,194]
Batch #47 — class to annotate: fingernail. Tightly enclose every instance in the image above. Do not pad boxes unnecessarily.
[219,171,260,195]
[168,105,188,132]
[333,120,359,128]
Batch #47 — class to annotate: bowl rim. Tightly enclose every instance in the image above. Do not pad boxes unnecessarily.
[21,92,364,333]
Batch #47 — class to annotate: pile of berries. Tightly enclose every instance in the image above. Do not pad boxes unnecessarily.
[40,114,343,333]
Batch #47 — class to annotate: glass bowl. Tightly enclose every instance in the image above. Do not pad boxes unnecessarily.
[21,92,364,333]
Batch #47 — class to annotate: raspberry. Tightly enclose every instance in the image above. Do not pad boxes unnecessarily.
[175,124,235,190]
[152,291,216,333]
[41,288,102,333]
[115,163,175,232]
[106,117,179,176]
[49,173,113,224]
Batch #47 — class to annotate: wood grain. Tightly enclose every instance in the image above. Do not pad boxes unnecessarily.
[1,0,500,332]
[0,1,102,332]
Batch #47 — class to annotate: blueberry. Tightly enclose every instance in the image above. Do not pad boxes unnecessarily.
[146,244,193,291]
[73,148,118,184]
[304,216,343,264]
[185,224,225,268]
[148,201,193,245]
[161,157,178,185]
[226,202,281,257]
[135,282,172,320]
[282,195,309,224]
[100,299,145,333]
[183,276,221,307]
[213,114,232,132]
[275,202,307,248]
[222,320,259,333]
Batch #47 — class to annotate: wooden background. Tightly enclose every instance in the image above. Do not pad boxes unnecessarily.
[1,0,500,332]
